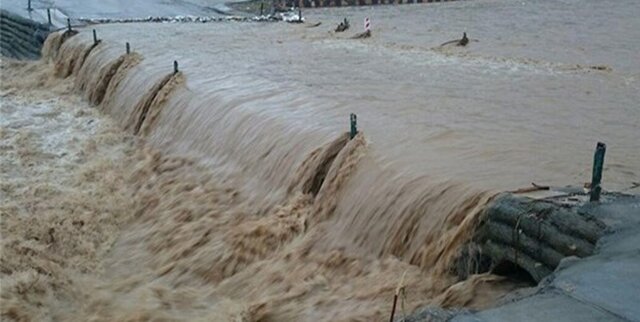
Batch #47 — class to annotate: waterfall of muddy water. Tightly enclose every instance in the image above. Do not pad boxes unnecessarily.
[2,0,640,320]
[1,58,515,321]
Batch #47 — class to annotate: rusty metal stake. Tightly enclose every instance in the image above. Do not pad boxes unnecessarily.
[92,29,99,45]
[67,18,72,32]
[590,142,606,202]
[126,42,130,54]
[47,8,52,25]
[173,60,179,74]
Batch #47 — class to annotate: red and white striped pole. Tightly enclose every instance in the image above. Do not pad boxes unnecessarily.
[364,17,371,31]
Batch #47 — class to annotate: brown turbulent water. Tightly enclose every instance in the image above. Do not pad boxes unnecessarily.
[2,0,639,321]
[0,56,509,321]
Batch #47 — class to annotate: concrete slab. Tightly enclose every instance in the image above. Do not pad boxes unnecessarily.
[402,306,475,322]
[552,253,640,321]
[449,314,485,322]
[578,195,640,229]
[466,290,624,322]
[597,225,640,255]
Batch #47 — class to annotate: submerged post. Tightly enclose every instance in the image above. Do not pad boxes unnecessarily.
[92,29,98,45]
[298,7,302,22]
[47,8,52,25]
[126,42,130,54]
[350,113,357,139]
[590,142,606,202]
[260,2,264,16]
[67,18,72,32]
[389,293,398,322]
[28,0,33,11]
[173,60,179,74]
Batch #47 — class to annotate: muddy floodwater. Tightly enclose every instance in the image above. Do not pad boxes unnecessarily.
[1,0,639,320]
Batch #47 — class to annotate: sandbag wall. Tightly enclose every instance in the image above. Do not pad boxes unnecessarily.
[0,9,50,60]
[455,194,608,283]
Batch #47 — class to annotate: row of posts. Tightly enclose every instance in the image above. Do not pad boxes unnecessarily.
[349,116,607,201]
[26,0,52,26]
[62,26,162,72]
[54,27,609,203]
[84,28,130,55]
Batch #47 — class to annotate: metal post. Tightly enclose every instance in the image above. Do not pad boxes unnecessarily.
[47,9,52,25]
[93,29,98,45]
[126,42,130,54]
[298,7,302,22]
[260,2,264,16]
[67,18,72,32]
[350,113,357,139]
[389,293,398,322]
[590,142,606,202]
[28,0,33,11]
[173,60,179,74]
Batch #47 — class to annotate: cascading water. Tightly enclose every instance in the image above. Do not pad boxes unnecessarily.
[0,29,514,321]
[2,0,639,320]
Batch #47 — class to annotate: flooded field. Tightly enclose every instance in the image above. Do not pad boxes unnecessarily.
[1,0,639,320]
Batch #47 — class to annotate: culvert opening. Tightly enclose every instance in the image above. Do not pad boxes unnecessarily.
[492,260,536,286]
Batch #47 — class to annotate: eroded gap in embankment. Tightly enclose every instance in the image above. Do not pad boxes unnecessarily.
[492,259,536,286]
